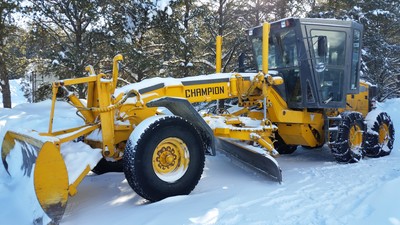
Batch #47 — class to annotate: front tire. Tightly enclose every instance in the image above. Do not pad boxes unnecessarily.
[331,111,365,163]
[365,111,394,157]
[274,133,297,154]
[123,116,205,202]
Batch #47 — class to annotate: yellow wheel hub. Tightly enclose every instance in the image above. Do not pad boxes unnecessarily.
[349,124,363,150]
[378,123,389,145]
[152,137,189,183]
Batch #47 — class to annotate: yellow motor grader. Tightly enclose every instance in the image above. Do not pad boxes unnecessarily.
[1,18,394,223]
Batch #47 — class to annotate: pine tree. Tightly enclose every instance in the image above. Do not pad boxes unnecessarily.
[154,0,207,77]
[308,0,400,101]
[105,0,170,82]
[0,0,22,108]
[26,0,110,97]
[197,0,251,73]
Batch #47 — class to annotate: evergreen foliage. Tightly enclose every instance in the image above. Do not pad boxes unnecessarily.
[0,0,22,108]
[308,0,400,100]
[0,0,398,104]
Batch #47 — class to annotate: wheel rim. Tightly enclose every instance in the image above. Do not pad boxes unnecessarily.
[378,123,389,146]
[152,137,190,183]
[349,124,363,151]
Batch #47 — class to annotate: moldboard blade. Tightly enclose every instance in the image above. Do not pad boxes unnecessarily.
[216,138,282,183]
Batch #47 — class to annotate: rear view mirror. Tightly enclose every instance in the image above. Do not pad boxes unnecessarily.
[317,36,328,57]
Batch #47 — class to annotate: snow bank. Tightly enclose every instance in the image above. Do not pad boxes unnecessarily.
[60,98,400,225]
[0,79,28,108]
[1,80,400,225]
[376,99,400,132]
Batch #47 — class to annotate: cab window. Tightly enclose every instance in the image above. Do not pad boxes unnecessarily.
[311,30,346,103]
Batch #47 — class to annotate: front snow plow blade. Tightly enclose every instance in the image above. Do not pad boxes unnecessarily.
[216,138,282,182]
[2,131,69,223]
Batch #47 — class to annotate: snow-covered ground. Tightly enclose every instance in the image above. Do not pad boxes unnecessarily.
[0,80,400,225]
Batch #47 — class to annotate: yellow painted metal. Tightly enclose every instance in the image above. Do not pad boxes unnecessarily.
[229,75,238,96]
[248,111,264,120]
[344,81,370,117]
[111,54,124,93]
[1,131,69,223]
[96,73,115,157]
[231,107,250,117]
[56,125,100,143]
[86,79,96,109]
[127,80,234,105]
[257,83,325,147]
[262,22,270,74]
[212,123,277,155]
[1,132,14,161]
[225,117,243,125]
[48,85,58,134]
[250,133,277,155]
[54,76,97,86]
[272,76,284,86]
[216,35,222,73]
[243,72,264,99]
[69,165,91,196]
[114,124,132,147]
[1,131,45,167]
[40,125,99,138]
[214,126,275,141]
[214,128,248,140]
[114,92,124,103]
[68,94,95,123]
[152,137,189,175]
[349,124,363,150]
[267,85,325,147]
[85,66,98,110]
[34,141,69,222]
[379,123,389,145]
[277,123,320,147]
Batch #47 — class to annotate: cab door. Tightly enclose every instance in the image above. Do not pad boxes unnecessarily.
[303,24,353,108]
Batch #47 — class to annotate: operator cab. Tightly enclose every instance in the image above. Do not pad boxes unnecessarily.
[248,18,363,109]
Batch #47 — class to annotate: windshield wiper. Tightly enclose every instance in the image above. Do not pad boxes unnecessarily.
[323,96,333,104]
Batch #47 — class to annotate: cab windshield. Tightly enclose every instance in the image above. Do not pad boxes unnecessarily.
[251,28,302,103]
[251,29,298,70]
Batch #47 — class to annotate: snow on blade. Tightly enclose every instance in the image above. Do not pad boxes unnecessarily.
[60,141,102,185]
[1,136,52,225]
[0,95,86,225]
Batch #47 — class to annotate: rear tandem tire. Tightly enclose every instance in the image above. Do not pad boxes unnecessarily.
[123,116,205,202]
[331,111,365,163]
[365,112,394,157]
[92,158,123,175]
